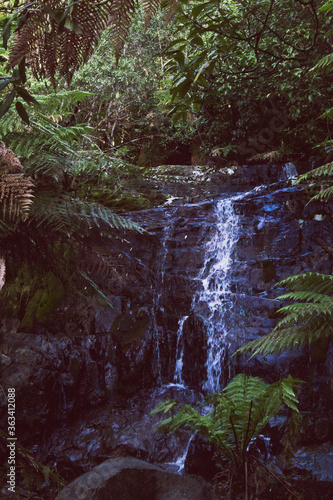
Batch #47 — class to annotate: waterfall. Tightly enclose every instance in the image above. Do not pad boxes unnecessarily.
[151,210,176,382]
[173,316,188,386]
[195,196,241,393]
[280,162,298,181]
[166,434,195,473]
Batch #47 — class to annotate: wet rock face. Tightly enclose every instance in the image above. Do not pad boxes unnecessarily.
[38,385,199,480]
[1,162,333,484]
[55,457,217,500]
[0,333,117,442]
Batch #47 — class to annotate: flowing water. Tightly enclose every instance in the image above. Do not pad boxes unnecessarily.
[173,315,188,386]
[197,196,242,392]
[170,194,243,392]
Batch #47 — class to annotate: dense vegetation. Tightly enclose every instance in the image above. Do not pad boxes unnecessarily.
[0,0,333,498]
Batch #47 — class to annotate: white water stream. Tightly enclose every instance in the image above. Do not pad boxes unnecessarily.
[173,315,188,386]
[198,196,241,392]
[171,194,243,392]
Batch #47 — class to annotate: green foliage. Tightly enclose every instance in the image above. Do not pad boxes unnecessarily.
[163,0,333,161]
[311,52,333,74]
[153,374,301,471]
[296,161,333,203]
[0,430,65,497]
[0,60,38,124]
[238,273,333,357]
[0,85,145,327]
[71,13,195,166]
[29,190,142,236]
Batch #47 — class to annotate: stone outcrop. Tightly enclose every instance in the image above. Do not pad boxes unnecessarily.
[55,457,217,500]
[1,162,333,489]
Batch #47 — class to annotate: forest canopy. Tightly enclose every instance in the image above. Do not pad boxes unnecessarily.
[0,0,332,165]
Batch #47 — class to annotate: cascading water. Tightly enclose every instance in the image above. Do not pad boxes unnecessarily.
[196,196,241,393]
[151,210,177,382]
[169,195,243,393]
[173,316,188,386]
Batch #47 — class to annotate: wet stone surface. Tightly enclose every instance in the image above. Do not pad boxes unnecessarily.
[1,163,333,492]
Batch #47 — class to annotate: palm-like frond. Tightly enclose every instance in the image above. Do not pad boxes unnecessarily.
[296,161,333,203]
[238,273,333,357]
[0,142,34,222]
[298,162,333,183]
[153,374,300,470]
[29,189,143,236]
[276,272,333,294]
[310,53,333,74]
[6,0,165,84]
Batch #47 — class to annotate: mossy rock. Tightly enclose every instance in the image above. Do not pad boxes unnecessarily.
[111,192,151,211]
[20,272,65,331]
[19,289,44,332]
[36,272,65,325]
[1,262,39,317]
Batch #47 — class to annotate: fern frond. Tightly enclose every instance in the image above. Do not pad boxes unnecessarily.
[310,52,333,74]
[239,320,333,356]
[310,186,333,202]
[297,162,333,183]
[296,161,333,202]
[0,142,34,222]
[277,291,333,303]
[153,374,300,471]
[277,300,333,322]
[237,272,333,357]
[29,190,143,236]
[276,272,333,294]
[37,89,93,108]
[6,1,174,84]
[143,0,161,30]
[109,0,137,62]
[7,1,113,85]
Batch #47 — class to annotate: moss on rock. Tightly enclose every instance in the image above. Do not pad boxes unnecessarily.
[36,272,65,325]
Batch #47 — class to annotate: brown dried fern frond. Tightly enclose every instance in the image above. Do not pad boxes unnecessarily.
[0,142,34,222]
[109,0,138,62]
[7,0,167,85]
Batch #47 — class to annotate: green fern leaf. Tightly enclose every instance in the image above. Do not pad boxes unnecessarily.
[310,52,333,74]
[153,374,300,472]
[276,272,333,294]
[29,190,143,236]
[310,186,333,202]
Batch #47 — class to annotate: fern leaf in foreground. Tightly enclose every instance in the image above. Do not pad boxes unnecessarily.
[28,190,143,236]
[310,52,333,74]
[297,162,333,183]
[0,142,34,222]
[237,273,333,357]
[6,0,166,85]
[153,374,300,471]
[297,161,333,203]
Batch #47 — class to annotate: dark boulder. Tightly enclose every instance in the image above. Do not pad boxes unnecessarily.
[55,457,217,500]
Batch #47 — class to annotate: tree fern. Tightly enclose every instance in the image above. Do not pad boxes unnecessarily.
[296,161,333,203]
[28,189,143,236]
[237,273,333,357]
[153,374,300,471]
[310,53,333,74]
[0,142,34,222]
[5,0,166,85]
